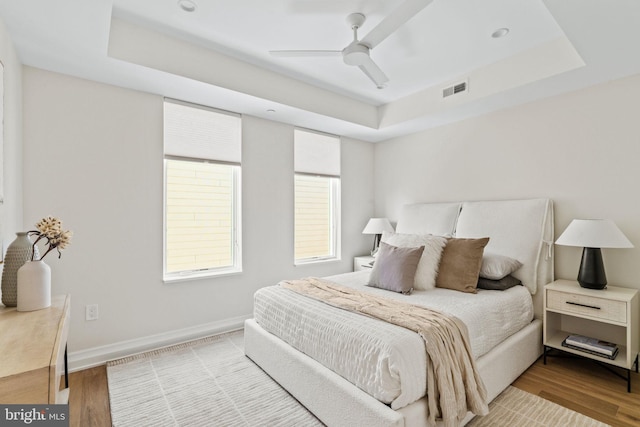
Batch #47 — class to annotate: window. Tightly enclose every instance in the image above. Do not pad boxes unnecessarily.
[163,100,241,280]
[294,129,341,263]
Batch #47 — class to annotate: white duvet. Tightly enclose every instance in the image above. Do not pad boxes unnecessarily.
[253,271,533,410]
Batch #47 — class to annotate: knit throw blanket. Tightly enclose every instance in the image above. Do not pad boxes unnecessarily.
[279,277,489,427]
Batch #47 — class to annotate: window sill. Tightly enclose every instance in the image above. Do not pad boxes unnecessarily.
[163,268,242,284]
[294,257,341,267]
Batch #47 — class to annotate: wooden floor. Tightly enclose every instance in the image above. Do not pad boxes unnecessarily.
[69,366,111,427]
[70,355,640,427]
[512,355,640,427]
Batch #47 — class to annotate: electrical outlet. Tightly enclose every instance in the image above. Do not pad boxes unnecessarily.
[86,304,99,321]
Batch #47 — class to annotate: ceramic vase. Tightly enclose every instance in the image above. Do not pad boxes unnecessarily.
[17,260,51,312]
[1,232,39,307]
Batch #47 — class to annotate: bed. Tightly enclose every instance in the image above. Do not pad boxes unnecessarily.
[245,198,554,427]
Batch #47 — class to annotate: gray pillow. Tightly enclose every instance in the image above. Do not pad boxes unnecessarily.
[368,242,424,294]
[477,275,522,291]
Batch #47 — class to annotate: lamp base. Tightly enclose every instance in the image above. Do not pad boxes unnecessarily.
[577,247,607,290]
[370,234,382,257]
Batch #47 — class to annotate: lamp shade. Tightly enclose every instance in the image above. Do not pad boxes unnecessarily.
[555,219,633,249]
[362,218,394,235]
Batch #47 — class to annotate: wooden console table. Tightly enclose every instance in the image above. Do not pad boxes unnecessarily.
[0,294,70,403]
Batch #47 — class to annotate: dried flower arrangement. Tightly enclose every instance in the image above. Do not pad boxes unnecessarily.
[28,216,73,261]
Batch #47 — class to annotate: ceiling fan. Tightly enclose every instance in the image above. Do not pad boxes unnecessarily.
[270,0,434,89]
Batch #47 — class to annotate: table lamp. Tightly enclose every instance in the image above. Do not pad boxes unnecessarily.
[555,219,633,289]
[362,218,394,256]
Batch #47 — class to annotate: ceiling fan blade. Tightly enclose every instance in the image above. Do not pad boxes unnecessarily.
[269,50,342,57]
[358,56,389,88]
[360,0,433,49]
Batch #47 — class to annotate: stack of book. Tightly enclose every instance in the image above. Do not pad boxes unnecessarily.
[562,334,619,360]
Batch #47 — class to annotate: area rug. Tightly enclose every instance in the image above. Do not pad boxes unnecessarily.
[107,330,322,427]
[467,386,609,427]
[107,330,609,427]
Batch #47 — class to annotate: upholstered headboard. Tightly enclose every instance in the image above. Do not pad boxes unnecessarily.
[396,202,462,236]
[395,198,554,317]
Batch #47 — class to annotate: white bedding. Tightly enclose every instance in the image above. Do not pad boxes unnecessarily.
[253,270,534,411]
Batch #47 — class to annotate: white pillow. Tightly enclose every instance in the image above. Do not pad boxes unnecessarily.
[381,231,447,290]
[479,252,523,280]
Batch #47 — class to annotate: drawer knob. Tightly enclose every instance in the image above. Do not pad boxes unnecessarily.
[566,301,601,310]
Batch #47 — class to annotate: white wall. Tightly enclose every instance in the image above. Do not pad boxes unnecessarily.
[22,48,640,366]
[374,72,640,291]
[22,67,374,363]
[0,16,24,250]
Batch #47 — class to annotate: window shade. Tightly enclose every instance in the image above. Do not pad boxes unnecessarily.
[294,129,340,177]
[164,100,241,164]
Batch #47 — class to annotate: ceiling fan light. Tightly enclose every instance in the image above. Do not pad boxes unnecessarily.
[343,43,369,66]
[345,52,368,66]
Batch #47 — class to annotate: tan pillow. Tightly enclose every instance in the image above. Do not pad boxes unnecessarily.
[436,237,490,293]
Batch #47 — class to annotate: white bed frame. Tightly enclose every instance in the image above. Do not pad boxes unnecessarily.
[245,198,554,427]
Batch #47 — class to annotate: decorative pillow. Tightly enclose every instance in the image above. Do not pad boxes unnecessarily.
[436,237,490,293]
[480,253,523,280]
[477,275,522,291]
[368,242,424,294]
[381,231,447,290]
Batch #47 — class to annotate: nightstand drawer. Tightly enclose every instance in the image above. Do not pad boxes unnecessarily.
[547,289,627,323]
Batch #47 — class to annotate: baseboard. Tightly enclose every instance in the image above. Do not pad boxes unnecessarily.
[68,313,252,372]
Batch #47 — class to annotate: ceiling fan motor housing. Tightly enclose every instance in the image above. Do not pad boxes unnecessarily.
[343,43,370,66]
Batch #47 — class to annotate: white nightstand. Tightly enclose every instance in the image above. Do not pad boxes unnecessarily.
[543,279,639,392]
[354,255,375,272]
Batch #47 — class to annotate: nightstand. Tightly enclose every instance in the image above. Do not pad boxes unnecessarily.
[543,279,639,392]
[0,294,70,403]
[354,255,375,272]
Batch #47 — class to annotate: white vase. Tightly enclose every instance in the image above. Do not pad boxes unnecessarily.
[17,261,52,312]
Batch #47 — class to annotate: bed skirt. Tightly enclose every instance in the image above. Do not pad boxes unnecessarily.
[244,318,542,427]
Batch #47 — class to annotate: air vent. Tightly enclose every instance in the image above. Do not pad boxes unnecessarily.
[442,81,468,98]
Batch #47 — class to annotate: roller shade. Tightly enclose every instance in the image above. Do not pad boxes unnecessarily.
[294,129,340,177]
[164,100,241,164]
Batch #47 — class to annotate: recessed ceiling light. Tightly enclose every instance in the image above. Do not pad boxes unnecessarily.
[178,0,197,12]
[266,109,276,113]
[491,28,509,38]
